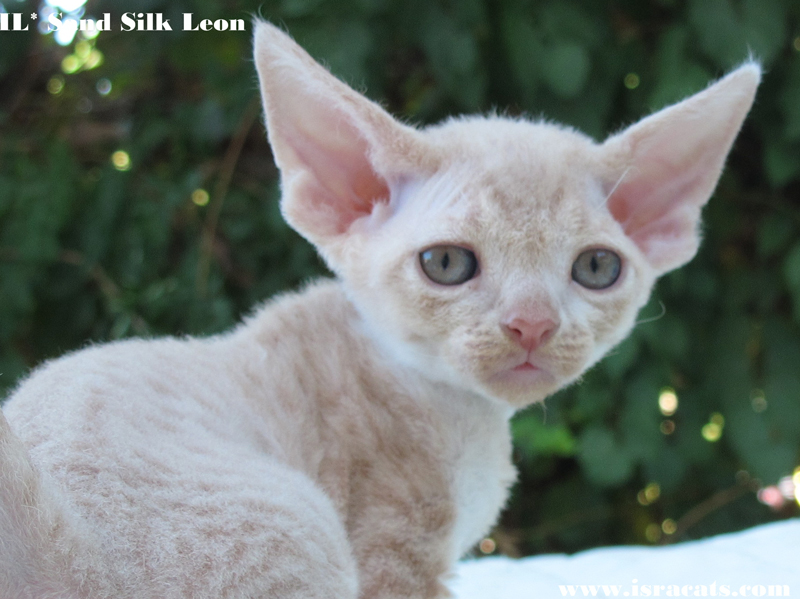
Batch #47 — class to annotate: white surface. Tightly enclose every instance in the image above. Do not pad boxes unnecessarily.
[451,520,800,598]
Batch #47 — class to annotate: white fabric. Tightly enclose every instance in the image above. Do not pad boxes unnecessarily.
[451,520,800,598]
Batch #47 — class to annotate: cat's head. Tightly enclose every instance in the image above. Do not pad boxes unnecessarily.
[253,21,760,409]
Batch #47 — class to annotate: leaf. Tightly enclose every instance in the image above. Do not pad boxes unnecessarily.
[674,390,716,466]
[420,5,486,110]
[78,169,128,265]
[689,0,787,68]
[638,312,690,362]
[688,0,743,67]
[740,0,788,66]
[704,317,797,483]
[539,2,604,48]
[763,139,800,188]
[761,319,800,449]
[643,446,687,492]
[603,335,641,381]
[193,98,227,144]
[757,212,795,259]
[648,25,712,110]
[621,370,664,463]
[724,405,796,484]
[297,21,375,90]
[567,373,614,424]
[540,41,590,99]
[578,425,634,487]
[512,412,578,459]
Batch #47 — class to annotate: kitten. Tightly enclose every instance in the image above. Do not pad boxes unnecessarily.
[0,21,759,599]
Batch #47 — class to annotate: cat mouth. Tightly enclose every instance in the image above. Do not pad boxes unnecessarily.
[488,357,555,389]
[512,362,539,372]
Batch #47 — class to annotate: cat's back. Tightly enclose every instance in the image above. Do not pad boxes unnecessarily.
[5,317,257,462]
[3,279,361,467]
[0,279,366,597]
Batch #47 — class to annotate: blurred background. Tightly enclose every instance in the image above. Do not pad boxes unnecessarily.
[1,0,799,557]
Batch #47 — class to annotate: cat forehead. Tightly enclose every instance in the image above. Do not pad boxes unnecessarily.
[393,116,614,247]
[421,115,601,175]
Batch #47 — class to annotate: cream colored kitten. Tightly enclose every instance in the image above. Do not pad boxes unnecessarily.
[0,21,759,599]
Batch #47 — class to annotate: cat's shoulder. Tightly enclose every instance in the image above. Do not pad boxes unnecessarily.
[5,278,358,409]
[237,278,360,342]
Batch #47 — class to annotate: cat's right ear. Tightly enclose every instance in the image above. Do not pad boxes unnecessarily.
[253,22,424,253]
[601,63,760,275]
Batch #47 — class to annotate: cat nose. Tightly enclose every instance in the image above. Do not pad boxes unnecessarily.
[503,316,559,352]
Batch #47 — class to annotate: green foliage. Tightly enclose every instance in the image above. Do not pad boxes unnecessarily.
[2,0,799,555]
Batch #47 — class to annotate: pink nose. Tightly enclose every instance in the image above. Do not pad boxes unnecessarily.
[503,317,558,352]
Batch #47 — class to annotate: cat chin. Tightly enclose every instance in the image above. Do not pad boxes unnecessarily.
[482,367,560,407]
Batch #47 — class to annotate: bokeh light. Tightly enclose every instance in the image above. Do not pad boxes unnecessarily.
[61,55,80,74]
[47,76,65,95]
[111,150,131,171]
[758,486,785,510]
[644,523,661,543]
[478,538,496,554]
[658,388,678,416]
[661,518,677,535]
[637,482,661,506]
[757,468,800,510]
[54,17,80,46]
[750,389,767,413]
[624,73,640,90]
[40,0,91,46]
[96,78,112,96]
[701,413,724,442]
[191,189,210,206]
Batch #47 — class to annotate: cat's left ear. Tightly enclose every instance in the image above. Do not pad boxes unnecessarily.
[253,21,425,252]
[601,63,761,275]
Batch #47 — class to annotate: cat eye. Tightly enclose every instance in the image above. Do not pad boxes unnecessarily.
[419,245,478,286]
[572,249,622,290]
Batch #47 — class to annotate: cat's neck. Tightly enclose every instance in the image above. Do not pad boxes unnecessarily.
[236,278,512,420]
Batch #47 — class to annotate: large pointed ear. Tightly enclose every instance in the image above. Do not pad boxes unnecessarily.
[601,63,761,275]
[252,21,423,248]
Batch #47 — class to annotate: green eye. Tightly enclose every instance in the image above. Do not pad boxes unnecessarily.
[572,249,622,290]
[419,245,478,286]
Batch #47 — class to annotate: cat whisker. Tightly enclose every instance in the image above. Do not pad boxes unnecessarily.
[634,301,666,326]
[596,166,631,210]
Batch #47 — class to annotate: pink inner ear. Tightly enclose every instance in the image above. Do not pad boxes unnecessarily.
[607,165,700,235]
[601,63,761,274]
[605,149,714,271]
[281,114,391,236]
